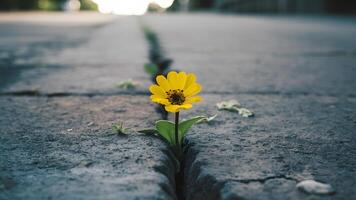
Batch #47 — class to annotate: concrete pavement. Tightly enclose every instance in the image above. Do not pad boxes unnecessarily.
[0,13,177,200]
[0,13,150,94]
[144,14,356,96]
[0,96,176,200]
[143,14,356,200]
[1,12,356,200]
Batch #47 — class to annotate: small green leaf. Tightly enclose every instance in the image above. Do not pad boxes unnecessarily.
[197,114,218,124]
[178,116,205,143]
[155,120,176,146]
[137,129,158,135]
[144,63,158,76]
[117,79,138,90]
[112,121,128,135]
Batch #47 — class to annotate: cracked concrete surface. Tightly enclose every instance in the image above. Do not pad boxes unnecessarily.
[180,94,356,200]
[0,13,177,200]
[144,14,356,200]
[0,96,177,200]
[1,12,356,200]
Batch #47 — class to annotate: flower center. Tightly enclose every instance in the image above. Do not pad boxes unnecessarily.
[166,89,185,105]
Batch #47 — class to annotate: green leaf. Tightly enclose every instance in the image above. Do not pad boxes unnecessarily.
[112,121,128,135]
[117,79,138,90]
[137,129,158,135]
[155,120,176,146]
[197,114,218,124]
[178,116,205,143]
[144,63,158,76]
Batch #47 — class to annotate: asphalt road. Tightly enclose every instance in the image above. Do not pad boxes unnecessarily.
[1,12,356,200]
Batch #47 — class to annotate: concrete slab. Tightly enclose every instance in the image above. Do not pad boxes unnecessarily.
[0,96,176,200]
[143,14,356,96]
[180,94,356,200]
[0,14,150,94]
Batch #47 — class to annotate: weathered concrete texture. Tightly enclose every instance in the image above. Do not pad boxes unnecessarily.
[143,14,356,96]
[0,96,176,200]
[180,94,356,200]
[144,14,356,199]
[0,14,150,94]
[0,21,98,90]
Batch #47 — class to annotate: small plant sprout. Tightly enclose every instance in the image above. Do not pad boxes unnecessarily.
[144,63,158,77]
[117,79,138,90]
[145,71,203,160]
[112,121,129,135]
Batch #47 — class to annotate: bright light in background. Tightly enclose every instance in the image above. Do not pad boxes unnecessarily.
[63,0,81,11]
[153,0,174,9]
[92,0,174,15]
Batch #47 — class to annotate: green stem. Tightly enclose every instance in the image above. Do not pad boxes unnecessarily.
[175,112,181,159]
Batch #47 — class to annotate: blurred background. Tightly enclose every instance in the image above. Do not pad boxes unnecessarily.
[0,0,355,15]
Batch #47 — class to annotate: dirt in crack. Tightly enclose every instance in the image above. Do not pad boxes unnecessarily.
[175,157,186,200]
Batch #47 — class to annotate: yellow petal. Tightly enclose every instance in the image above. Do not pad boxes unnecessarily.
[156,75,171,92]
[183,83,202,97]
[165,104,192,112]
[167,71,178,89]
[185,96,202,104]
[184,73,196,89]
[176,71,187,90]
[149,85,167,98]
[150,94,160,100]
[150,95,170,105]
[178,104,192,109]
[165,105,179,113]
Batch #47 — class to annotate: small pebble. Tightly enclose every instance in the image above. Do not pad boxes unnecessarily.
[296,180,335,195]
[78,160,94,168]
[238,108,254,118]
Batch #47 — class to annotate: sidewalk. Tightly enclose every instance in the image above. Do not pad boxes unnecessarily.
[143,14,356,199]
[0,13,176,200]
[1,12,356,200]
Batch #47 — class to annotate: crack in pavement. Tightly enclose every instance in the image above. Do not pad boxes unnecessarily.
[225,175,298,184]
[0,90,150,97]
[1,90,355,98]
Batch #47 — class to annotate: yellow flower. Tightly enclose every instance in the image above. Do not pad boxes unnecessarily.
[150,71,203,113]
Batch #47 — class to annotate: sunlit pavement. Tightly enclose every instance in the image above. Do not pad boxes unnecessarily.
[1,12,356,200]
